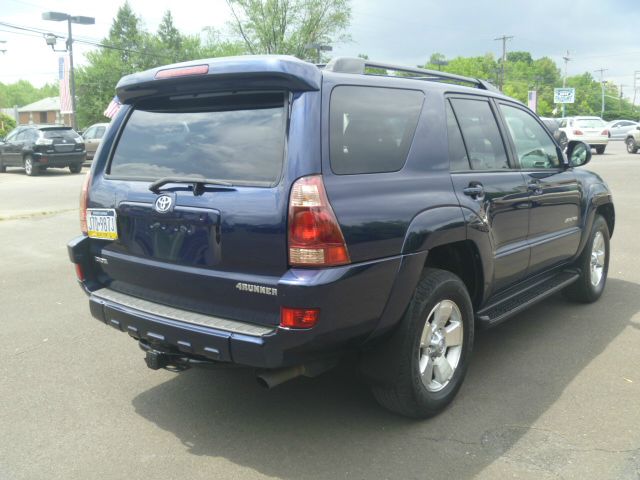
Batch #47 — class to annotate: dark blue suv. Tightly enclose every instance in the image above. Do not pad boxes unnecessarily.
[68,56,614,417]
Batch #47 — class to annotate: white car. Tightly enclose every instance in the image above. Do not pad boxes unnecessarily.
[607,119,639,139]
[558,116,609,154]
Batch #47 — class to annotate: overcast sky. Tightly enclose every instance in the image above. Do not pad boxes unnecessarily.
[1,0,639,99]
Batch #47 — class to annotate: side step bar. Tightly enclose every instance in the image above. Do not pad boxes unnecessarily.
[476,270,580,328]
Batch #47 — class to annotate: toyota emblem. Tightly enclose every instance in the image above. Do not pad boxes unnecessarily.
[154,195,173,213]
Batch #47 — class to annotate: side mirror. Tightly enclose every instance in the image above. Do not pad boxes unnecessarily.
[566,140,592,167]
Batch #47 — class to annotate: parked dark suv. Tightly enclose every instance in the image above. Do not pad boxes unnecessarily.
[0,125,86,176]
[68,56,614,417]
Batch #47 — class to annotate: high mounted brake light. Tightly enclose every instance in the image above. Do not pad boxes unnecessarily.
[155,64,209,79]
[288,175,350,267]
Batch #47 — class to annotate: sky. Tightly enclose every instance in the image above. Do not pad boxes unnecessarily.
[1,0,640,100]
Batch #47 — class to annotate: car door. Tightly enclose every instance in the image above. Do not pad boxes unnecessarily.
[497,102,582,275]
[1,129,21,165]
[447,96,530,293]
[82,127,97,158]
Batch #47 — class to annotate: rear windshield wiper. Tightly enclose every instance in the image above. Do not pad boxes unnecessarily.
[149,176,233,194]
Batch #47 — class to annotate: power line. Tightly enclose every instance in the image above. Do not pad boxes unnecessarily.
[0,21,171,60]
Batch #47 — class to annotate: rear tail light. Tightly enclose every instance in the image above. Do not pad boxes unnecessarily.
[573,129,584,135]
[288,175,350,267]
[79,172,91,235]
[280,307,319,329]
[601,129,609,136]
[74,264,85,282]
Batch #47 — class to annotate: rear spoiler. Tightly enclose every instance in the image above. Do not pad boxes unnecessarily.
[116,55,322,103]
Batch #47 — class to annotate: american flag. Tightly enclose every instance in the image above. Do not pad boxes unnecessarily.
[103,96,121,119]
[59,56,72,114]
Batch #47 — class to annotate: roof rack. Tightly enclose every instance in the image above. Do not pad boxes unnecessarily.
[323,57,499,92]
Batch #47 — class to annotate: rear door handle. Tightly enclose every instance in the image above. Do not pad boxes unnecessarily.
[463,184,484,199]
[527,181,543,195]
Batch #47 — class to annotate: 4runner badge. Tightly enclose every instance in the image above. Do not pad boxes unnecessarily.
[235,282,278,296]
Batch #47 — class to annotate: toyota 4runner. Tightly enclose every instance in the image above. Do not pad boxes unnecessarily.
[68,56,614,417]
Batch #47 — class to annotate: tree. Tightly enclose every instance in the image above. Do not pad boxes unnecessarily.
[75,2,167,127]
[0,80,58,108]
[0,112,16,137]
[225,0,351,61]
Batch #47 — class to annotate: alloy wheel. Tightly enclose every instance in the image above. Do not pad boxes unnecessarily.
[418,300,464,392]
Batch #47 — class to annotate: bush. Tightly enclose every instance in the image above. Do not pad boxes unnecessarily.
[0,112,16,137]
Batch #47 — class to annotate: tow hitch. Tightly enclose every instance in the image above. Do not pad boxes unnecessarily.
[139,341,223,372]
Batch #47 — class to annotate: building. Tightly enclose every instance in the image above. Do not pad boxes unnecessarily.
[17,97,72,126]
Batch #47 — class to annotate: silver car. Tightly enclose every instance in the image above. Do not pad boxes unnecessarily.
[607,120,639,139]
[82,122,109,163]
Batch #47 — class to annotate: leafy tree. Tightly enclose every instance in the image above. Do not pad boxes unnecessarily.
[225,0,351,61]
[0,81,58,108]
[75,2,168,127]
[0,112,16,136]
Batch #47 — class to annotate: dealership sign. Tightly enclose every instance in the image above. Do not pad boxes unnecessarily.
[554,88,575,104]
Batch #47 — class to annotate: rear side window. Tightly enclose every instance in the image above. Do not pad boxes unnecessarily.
[450,98,509,170]
[445,101,470,170]
[330,86,423,174]
[109,92,286,186]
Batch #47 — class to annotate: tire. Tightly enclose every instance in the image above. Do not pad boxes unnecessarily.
[69,163,82,174]
[370,268,474,418]
[563,215,610,303]
[626,137,639,154]
[24,156,39,176]
[0,160,6,173]
[595,145,606,155]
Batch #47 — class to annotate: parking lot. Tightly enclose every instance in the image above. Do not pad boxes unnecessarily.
[0,141,638,480]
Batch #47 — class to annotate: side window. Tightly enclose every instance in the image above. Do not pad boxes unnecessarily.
[445,101,470,170]
[449,98,509,170]
[83,127,95,139]
[499,104,560,169]
[95,126,106,139]
[16,131,28,141]
[329,86,424,175]
[5,129,19,141]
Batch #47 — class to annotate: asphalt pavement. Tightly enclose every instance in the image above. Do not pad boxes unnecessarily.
[0,144,638,480]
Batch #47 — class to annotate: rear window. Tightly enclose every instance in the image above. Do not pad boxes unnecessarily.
[42,129,79,140]
[575,118,605,128]
[109,92,287,186]
[330,86,423,175]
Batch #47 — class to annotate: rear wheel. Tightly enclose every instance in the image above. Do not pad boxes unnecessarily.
[24,156,39,176]
[0,160,5,173]
[595,145,606,154]
[626,137,638,154]
[563,215,610,303]
[370,268,474,418]
[69,163,82,174]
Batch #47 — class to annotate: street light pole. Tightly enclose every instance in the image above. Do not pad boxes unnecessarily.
[66,17,77,130]
[42,12,95,130]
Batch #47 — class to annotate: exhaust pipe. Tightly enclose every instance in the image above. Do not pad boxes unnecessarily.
[256,365,307,389]
[256,359,338,389]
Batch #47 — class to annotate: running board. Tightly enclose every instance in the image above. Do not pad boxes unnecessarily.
[476,270,580,328]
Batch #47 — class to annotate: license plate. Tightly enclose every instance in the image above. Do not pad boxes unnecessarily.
[87,209,118,240]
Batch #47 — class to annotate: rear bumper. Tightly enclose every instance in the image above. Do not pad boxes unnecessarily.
[68,235,402,369]
[33,151,85,167]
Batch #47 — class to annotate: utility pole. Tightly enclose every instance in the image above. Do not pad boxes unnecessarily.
[634,71,640,115]
[42,12,95,130]
[594,68,608,118]
[494,34,513,92]
[562,50,571,117]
